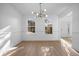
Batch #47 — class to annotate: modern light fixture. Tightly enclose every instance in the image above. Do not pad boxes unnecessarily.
[32,3,48,19]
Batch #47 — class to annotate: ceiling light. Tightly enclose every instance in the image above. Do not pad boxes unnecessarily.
[32,3,48,19]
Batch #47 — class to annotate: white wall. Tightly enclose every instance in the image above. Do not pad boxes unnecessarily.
[57,4,79,51]
[0,3,22,49]
[22,15,60,41]
[72,4,79,51]
[59,11,72,38]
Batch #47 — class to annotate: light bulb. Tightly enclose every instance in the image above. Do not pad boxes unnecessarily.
[32,11,34,14]
[44,9,46,11]
[46,15,48,17]
[37,13,39,16]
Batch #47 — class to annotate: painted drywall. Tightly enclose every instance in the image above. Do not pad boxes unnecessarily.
[22,15,60,41]
[59,11,72,38]
[0,4,22,50]
[72,4,79,51]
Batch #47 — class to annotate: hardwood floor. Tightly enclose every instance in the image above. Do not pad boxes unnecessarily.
[62,37,72,45]
[3,40,79,56]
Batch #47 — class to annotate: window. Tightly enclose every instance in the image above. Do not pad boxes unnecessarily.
[45,24,52,34]
[28,20,35,33]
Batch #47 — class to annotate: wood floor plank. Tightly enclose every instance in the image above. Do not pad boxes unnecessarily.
[3,40,79,56]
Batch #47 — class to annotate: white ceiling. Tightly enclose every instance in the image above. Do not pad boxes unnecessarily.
[10,3,73,16]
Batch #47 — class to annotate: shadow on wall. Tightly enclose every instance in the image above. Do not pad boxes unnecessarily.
[0,25,11,55]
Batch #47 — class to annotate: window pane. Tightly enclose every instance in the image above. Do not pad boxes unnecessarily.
[28,20,35,33]
[45,24,52,34]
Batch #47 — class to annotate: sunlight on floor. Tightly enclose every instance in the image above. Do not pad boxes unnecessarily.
[61,39,79,56]
[41,46,54,56]
[61,39,72,56]
[61,39,72,47]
